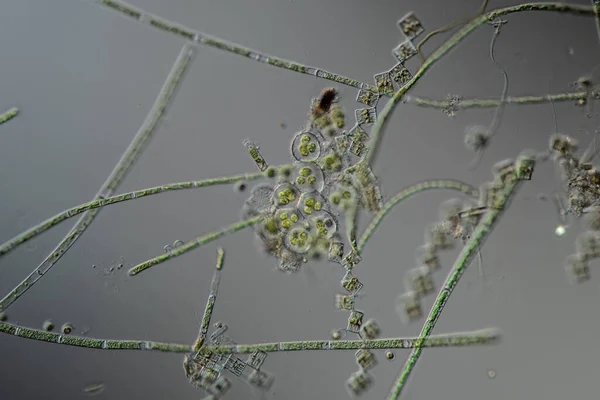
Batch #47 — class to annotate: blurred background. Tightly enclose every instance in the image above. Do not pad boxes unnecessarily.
[1,0,599,399]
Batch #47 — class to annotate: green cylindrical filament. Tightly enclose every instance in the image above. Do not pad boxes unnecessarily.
[405,91,592,110]
[0,321,499,354]
[205,328,501,354]
[0,166,288,263]
[0,107,19,125]
[0,44,196,312]
[98,0,142,20]
[128,217,262,276]
[193,248,225,352]
[358,179,478,254]
[387,175,525,400]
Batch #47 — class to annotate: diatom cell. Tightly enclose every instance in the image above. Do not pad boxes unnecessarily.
[335,294,354,310]
[243,139,269,172]
[374,71,394,95]
[398,12,424,39]
[390,63,413,87]
[347,310,364,333]
[392,40,418,63]
[355,107,377,125]
[355,348,377,371]
[356,89,379,107]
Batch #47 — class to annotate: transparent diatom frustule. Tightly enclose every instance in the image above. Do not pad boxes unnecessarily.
[396,291,423,324]
[492,159,517,185]
[415,242,441,271]
[404,265,435,298]
[426,223,455,251]
[346,370,373,396]
[247,369,274,390]
[359,319,381,339]
[575,231,600,259]
[564,253,590,283]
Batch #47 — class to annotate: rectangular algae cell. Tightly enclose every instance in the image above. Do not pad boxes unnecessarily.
[243,139,268,172]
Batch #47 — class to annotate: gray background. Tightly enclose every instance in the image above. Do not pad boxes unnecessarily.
[1,0,599,399]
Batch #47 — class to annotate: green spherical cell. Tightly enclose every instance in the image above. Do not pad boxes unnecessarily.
[61,323,74,335]
[265,167,277,178]
[43,319,54,332]
[296,176,306,185]
[279,166,292,177]
[0,312,7,322]
[299,144,309,156]
[300,167,312,177]
[330,193,341,205]
[307,143,317,153]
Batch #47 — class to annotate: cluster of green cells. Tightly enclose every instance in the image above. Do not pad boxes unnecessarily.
[242,88,386,274]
